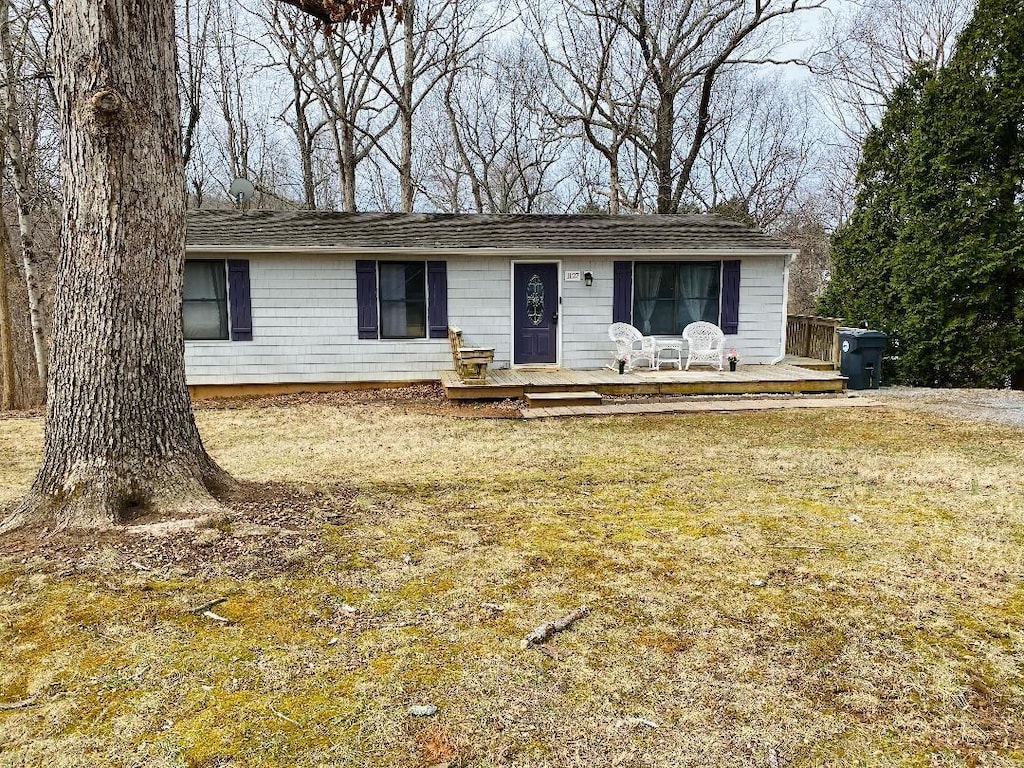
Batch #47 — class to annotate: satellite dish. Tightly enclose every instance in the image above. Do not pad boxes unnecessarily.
[229,177,255,206]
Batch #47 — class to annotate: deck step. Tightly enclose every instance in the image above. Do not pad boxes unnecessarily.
[525,390,603,409]
[783,355,837,372]
[522,396,881,419]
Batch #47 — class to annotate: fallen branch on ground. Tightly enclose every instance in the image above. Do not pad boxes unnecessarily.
[202,609,232,624]
[268,703,300,726]
[190,597,229,614]
[521,606,590,649]
[0,696,38,710]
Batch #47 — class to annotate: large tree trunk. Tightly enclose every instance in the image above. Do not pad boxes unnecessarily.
[3,0,231,531]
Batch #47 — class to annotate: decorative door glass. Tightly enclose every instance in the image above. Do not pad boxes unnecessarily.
[526,274,545,326]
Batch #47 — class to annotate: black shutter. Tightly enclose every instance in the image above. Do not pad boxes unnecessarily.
[721,260,741,335]
[226,259,252,341]
[356,260,379,339]
[426,260,448,339]
[612,261,632,324]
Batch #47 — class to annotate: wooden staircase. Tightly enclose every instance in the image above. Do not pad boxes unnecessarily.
[785,315,842,371]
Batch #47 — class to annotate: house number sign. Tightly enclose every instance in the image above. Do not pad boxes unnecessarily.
[564,270,582,281]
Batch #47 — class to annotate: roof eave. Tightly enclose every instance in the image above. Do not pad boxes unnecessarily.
[185,244,799,258]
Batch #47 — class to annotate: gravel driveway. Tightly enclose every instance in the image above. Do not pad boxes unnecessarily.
[868,386,1024,428]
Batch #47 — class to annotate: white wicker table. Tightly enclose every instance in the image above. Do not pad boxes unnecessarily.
[650,336,685,370]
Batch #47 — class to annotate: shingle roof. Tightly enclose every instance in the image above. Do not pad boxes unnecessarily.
[185,210,794,252]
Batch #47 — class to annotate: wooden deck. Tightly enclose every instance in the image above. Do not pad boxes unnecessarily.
[442,364,846,400]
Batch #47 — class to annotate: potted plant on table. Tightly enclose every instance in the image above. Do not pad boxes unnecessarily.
[727,349,739,372]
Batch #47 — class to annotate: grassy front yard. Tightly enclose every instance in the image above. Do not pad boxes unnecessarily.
[1,399,1022,767]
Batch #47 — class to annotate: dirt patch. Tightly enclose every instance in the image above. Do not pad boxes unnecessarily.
[0,482,355,579]
[193,382,523,418]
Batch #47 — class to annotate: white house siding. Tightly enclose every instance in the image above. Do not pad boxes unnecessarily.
[184,251,787,386]
[184,253,405,385]
[732,255,789,363]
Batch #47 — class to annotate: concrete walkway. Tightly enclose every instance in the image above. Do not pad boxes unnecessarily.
[521,396,882,419]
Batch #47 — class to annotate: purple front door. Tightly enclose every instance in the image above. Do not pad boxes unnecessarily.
[513,263,559,365]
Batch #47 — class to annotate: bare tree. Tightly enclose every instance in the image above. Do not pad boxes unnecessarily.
[371,0,503,211]
[2,0,401,531]
[808,0,973,220]
[5,0,231,529]
[0,210,16,409]
[778,199,832,315]
[266,7,398,210]
[526,0,647,213]
[178,0,215,205]
[275,21,329,208]
[211,0,253,180]
[0,0,51,385]
[691,74,818,229]
[813,0,972,142]
[427,40,574,213]
[630,0,824,213]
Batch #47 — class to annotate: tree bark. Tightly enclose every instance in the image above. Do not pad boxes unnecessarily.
[398,0,414,212]
[3,0,231,531]
[653,91,675,214]
[327,41,358,212]
[0,212,16,411]
[290,70,317,209]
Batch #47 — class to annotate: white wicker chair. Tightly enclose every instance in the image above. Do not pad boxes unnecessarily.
[608,322,656,371]
[682,321,725,371]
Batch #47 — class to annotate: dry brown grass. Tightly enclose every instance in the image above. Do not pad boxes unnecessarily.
[1,399,1023,767]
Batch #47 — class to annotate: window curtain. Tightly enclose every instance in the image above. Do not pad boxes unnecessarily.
[183,261,227,339]
[677,264,719,327]
[379,264,408,339]
[635,264,663,334]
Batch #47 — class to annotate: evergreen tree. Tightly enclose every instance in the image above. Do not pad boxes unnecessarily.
[818,70,932,339]
[821,0,1024,387]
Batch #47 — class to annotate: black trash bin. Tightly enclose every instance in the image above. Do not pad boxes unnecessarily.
[838,329,887,389]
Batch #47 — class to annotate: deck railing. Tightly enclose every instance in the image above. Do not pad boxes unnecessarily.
[786,314,842,364]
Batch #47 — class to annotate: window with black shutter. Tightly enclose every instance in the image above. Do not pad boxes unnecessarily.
[183,260,229,340]
[631,261,722,335]
[379,262,427,339]
[183,259,253,341]
[357,260,448,340]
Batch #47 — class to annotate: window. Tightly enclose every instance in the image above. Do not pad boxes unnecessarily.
[378,261,427,339]
[184,260,229,340]
[183,259,252,341]
[356,259,447,340]
[632,261,721,335]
